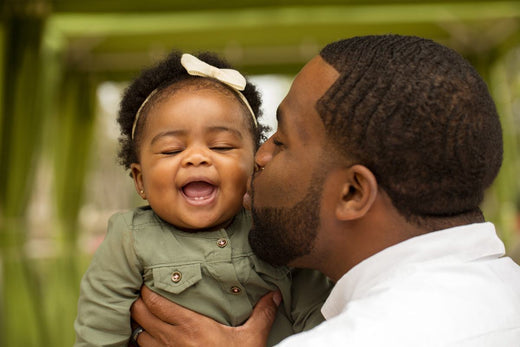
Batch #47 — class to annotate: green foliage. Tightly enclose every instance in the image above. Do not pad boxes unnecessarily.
[486,48,520,250]
[0,12,48,347]
[0,2,519,347]
[0,6,96,347]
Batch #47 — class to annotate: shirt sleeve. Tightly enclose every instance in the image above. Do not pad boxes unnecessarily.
[289,268,333,332]
[74,212,143,347]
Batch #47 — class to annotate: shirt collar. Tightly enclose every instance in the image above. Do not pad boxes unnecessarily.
[321,222,505,320]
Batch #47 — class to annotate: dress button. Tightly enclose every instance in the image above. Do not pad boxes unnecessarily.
[171,271,182,283]
[217,238,228,248]
[230,286,241,294]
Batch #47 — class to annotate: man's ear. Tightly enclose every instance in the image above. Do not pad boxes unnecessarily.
[130,163,147,200]
[336,165,377,221]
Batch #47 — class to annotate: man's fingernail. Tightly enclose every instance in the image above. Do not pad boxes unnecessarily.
[273,292,282,306]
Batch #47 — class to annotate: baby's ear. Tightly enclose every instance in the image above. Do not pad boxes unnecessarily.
[335,165,377,221]
[130,163,146,200]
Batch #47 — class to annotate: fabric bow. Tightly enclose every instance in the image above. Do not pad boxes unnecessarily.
[181,53,257,127]
[181,53,247,91]
[131,53,257,139]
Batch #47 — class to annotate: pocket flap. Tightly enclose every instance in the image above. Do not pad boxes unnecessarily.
[153,263,202,294]
[252,257,290,281]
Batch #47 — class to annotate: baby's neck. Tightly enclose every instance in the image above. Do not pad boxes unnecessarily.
[175,217,235,233]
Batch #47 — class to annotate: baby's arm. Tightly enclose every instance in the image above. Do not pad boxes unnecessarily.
[74,213,143,347]
[289,268,334,332]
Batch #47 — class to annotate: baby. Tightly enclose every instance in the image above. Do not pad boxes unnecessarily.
[74,51,332,346]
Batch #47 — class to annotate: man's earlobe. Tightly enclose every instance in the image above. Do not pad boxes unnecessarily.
[336,165,378,221]
[130,163,146,200]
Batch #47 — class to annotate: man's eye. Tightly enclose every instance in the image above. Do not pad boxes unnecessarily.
[273,139,284,147]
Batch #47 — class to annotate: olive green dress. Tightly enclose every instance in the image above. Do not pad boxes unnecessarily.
[74,206,332,346]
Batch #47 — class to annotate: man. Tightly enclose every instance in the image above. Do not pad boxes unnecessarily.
[130,35,520,346]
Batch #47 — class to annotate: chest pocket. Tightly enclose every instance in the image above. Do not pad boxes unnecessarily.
[251,256,290,282]
[152,263,202,295]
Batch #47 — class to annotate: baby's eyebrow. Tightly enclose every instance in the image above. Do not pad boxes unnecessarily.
[151,130,186,145]
[206,126,243,139]
[150,126,243,146]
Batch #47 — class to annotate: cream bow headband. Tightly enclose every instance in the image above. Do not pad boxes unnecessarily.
[131,53,257,139]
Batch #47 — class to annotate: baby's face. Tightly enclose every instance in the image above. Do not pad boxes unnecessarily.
[131,87,255,231]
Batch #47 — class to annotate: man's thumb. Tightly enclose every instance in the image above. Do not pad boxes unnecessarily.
[245,291,281,332]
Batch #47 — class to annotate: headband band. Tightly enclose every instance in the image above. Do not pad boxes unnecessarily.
[131,53,257,139]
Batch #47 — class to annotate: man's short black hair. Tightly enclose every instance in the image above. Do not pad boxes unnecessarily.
[318,35,503,223]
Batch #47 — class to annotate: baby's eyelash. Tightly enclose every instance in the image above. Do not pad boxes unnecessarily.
[161,150,182,155]
[211,146,234,151]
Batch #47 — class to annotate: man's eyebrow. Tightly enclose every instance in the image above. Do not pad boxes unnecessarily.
[275,108,285,131]
[151,130,186,145]
[277,104,309,142]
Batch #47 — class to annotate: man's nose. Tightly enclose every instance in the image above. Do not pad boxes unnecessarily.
[254,138,273,169]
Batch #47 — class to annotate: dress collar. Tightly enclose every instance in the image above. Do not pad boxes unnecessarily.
[321,222,505,319]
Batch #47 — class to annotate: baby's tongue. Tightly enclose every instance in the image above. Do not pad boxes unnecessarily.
[183,181,215,198]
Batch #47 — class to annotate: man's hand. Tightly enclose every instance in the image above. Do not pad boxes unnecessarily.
[130,286,281,347]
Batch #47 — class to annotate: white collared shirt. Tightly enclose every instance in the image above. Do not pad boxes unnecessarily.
[277,223,520,346]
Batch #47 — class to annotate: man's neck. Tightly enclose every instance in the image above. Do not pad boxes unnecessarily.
[407,209,485,233]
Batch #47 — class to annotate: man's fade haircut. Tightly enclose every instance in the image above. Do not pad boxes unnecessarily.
[317,34,503,222]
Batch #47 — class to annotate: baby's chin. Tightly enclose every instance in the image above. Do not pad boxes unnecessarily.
[153,201,242,232]
[166,216,236,233]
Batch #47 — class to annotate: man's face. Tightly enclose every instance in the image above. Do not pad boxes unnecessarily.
[249,56,339,267]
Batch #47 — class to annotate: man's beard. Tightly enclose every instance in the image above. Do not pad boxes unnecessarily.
[248,172,325,267]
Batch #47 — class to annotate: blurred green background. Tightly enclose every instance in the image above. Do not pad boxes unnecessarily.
[1,0,520,346]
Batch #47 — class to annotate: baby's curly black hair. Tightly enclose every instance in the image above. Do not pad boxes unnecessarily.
[318,35,503,225]
[117,50,267,170]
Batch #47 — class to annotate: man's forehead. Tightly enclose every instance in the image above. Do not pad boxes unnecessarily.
[297,55,339,88]
[278,56,339,133]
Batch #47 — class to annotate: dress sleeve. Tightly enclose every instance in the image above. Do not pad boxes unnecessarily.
[289,268,334,332]
[74,212,143,347]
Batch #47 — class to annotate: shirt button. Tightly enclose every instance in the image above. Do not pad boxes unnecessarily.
[230,286,241,294]
[171,271,182,283]
[217,238,228,248]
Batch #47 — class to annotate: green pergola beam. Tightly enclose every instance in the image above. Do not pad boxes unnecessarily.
[48,2,520,37]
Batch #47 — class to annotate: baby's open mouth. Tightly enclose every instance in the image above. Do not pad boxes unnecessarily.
[182,181,217,203]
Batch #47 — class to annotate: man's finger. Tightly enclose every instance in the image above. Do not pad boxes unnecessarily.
[131,296,174,342]
[141,286,204,325]
[136,287,279,347]
[135,330,162,347]
[243,291,281,333]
